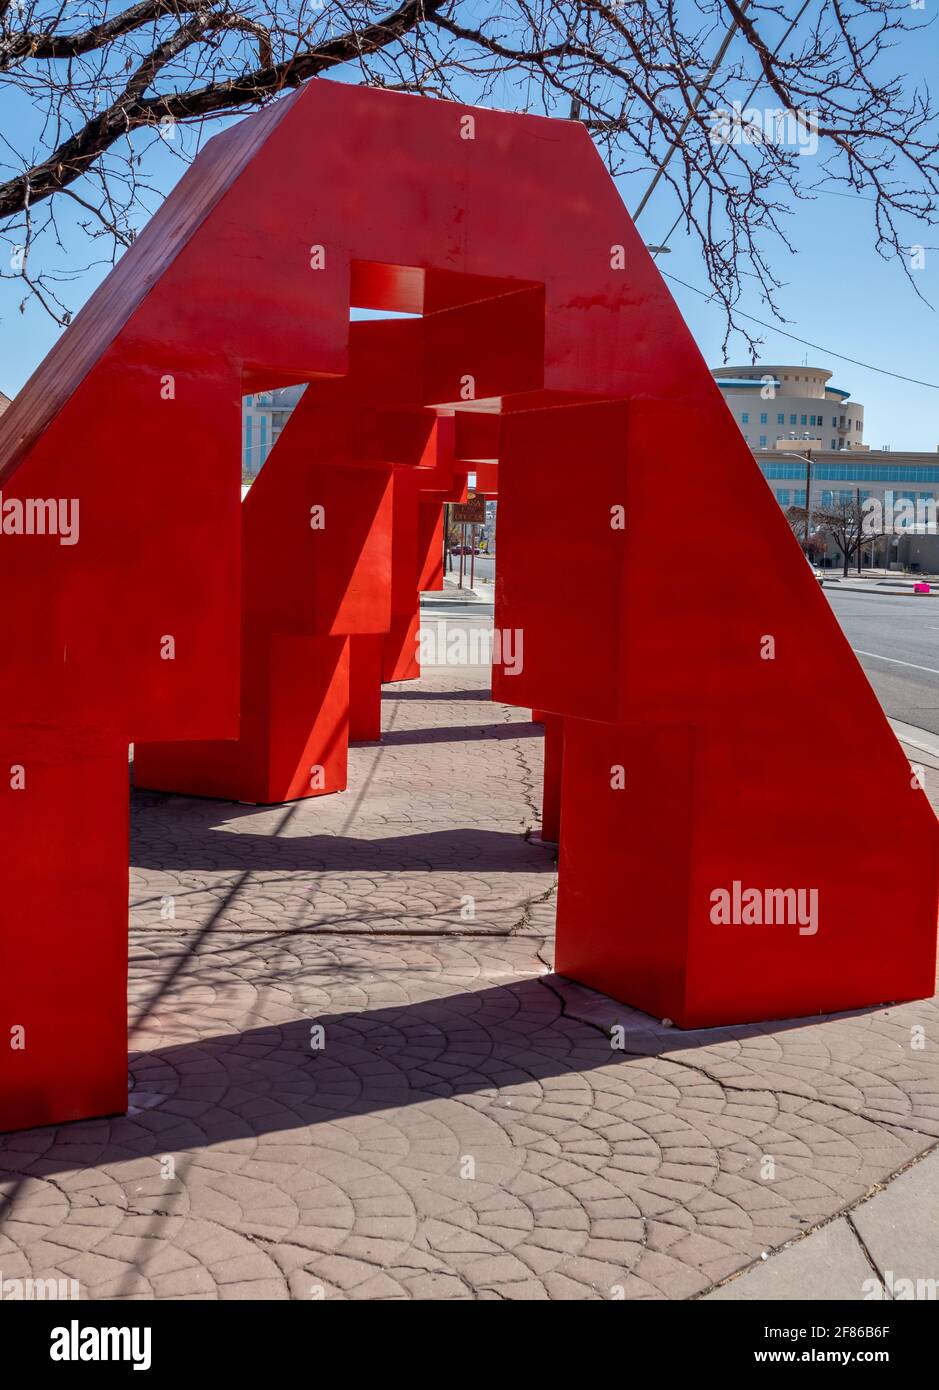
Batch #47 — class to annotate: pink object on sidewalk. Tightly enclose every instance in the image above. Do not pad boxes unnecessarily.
[914,582,931,594]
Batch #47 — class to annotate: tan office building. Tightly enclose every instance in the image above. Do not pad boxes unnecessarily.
[712,364,865,452]
[713,365,939,570]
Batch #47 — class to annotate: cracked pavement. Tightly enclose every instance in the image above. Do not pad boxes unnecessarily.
[1,655,937,1300]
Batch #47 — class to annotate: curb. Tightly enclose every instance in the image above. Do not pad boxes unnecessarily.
[828,582,939,598]
[889,719,939,762]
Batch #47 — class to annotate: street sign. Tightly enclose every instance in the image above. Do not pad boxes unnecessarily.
[452,494,486,523]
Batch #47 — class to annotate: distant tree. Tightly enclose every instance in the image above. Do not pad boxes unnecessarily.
[445,508,461,548]
[816,500,883,575]
[783,503,825,561]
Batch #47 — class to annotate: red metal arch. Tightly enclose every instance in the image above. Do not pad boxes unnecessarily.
[0,80,935,1132]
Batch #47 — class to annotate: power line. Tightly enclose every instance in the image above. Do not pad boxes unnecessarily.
[650,0,815,253]
[660,269,939,390]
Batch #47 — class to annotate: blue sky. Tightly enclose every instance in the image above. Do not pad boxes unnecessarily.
[650,177,939,453]
[1,6,937,450]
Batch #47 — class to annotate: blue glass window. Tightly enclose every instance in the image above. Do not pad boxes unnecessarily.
[760,462,939,483]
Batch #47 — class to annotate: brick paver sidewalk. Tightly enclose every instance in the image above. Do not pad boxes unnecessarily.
[1,660,937,1299]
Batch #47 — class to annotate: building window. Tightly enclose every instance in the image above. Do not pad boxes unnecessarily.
[809,464,939,483]
[794,489,806,507]
[832,417,837,427]
[777,413,785,425]
[759,436,767,447]
[790,414,797,425]
[741,412,749,423]
[758,463,939,485]
[801,415,807,426]
[831,439,837,450]
[760,412,768,424]
[776,489,791,506]
[760,463,807,479]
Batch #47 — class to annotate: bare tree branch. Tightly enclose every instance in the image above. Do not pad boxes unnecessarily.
[0,0,934,344]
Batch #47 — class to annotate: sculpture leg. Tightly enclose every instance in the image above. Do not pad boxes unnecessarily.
[135,632,349,804]
[540,714,564,843]
[555,716,938,1027]
[0,732,129,1132]
[349,634,384,741]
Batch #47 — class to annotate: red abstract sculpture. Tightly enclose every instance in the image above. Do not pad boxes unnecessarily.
[0,79,935,1134]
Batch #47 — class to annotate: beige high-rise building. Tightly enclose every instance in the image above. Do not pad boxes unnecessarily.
[711,364,939,570]
[712,364,865,452]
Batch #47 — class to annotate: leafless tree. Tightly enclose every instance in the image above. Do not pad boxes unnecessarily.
[0,1,936,338]
[785,502,824,559]
[789,497,883,576]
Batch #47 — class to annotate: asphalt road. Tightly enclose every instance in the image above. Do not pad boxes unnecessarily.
[445,552,495,585]
[826,587,939,735]
[433,563,939,736]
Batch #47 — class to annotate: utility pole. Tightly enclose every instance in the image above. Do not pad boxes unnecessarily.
[785,451,817,566]
[856,488,862,575]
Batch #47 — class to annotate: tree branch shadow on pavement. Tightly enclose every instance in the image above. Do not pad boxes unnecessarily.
[0,977,880,1177]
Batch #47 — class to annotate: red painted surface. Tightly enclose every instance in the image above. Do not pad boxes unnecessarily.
[540,715,564,844]
[0,79,935,1132]
[349,635,385,741]
[492,398,938,1025]
[136,392,395,802]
